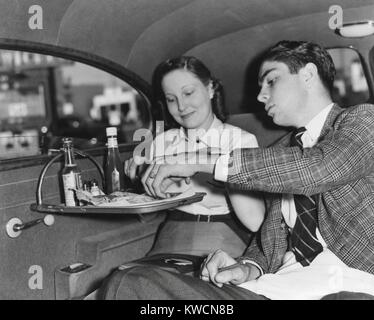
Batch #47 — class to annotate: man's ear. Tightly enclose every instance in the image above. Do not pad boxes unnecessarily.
[300,62,318,88]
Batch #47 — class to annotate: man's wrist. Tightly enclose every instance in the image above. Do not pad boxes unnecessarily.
[164,151,219,165]
[199,163,216,174]
[160,152,218,176]
[247,264,261,280]
[214,153,230,182]
[186,152,218,175]
[237,258,263,280]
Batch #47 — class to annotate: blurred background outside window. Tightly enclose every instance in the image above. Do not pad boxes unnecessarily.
[328,48,370,107]
[0,49,151,160]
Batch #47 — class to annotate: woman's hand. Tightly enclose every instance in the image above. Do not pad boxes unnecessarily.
[124,156,148,182]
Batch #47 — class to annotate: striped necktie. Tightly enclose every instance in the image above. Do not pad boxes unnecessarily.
[290,127,323,266]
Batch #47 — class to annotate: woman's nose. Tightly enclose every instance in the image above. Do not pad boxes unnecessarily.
[177,99,187,112]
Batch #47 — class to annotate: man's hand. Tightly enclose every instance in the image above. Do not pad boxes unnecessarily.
[200,249,259,287]
[141,163,201,198]
[140,151,220,198]
[141,161,216,198]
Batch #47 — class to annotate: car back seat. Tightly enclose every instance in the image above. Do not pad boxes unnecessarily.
[226,112,288,147]
[63,113,288,300]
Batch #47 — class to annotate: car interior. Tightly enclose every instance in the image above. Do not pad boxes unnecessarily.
[0,0,373,299]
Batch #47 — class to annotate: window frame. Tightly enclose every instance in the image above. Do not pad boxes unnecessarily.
[327,45,374,104]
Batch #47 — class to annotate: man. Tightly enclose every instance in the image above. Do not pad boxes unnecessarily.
[102,41,374,300]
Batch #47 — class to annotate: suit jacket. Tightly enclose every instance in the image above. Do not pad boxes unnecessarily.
[227,103,374,274]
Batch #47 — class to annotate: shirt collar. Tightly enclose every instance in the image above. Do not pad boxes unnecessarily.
[303,103,334,143]
[179,115,223,145]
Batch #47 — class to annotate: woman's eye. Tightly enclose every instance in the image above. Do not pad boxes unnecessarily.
[184,90,194,96]
[166,97,175,103]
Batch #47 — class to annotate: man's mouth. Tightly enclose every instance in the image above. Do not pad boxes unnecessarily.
[266,104,275,116]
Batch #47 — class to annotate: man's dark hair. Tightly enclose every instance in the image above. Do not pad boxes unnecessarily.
[262,40,336,94]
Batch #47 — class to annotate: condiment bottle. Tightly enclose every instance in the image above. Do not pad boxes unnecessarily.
[104,127,126,193]
[61,137,82,206]
[90,180,101,196]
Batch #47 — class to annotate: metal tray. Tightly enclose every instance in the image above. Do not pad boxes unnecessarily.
[30,192,206,215]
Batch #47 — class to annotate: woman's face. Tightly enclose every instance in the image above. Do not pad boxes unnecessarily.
[161,69,214,131]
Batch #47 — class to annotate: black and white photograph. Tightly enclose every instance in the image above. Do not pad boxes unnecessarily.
[0,0,374,306]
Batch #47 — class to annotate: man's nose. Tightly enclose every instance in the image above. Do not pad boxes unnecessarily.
[257,87,269,103]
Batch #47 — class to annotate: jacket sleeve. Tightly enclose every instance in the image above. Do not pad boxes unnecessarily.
[227,105,374,196]
[239,232,269,274]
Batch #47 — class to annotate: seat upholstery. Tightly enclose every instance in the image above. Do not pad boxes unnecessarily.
[226,112,289,147]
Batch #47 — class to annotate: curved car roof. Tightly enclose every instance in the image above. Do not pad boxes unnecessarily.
[1,0,373,112]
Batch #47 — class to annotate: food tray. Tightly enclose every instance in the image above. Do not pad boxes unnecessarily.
[30,148,205,215]
[30,192,206,215]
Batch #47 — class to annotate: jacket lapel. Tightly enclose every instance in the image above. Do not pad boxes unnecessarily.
[318,103,343,140]
[273,104,343,148]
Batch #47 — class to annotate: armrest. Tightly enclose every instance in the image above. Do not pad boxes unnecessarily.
[76,214,165,265]
[55,213,166,299]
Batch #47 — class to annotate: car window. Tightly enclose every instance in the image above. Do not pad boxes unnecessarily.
[0,49,151,160]
[328,48,370,107]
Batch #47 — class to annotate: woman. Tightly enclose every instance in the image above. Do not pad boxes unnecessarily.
[125,56,265,257]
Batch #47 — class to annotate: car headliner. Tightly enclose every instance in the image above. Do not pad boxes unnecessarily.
[0,0,373,113]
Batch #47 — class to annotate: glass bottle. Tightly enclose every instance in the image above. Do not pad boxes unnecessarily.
[61,137,82,206]
[104,127,126,194]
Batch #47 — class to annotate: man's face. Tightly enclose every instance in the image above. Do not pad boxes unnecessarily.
[257,61,308,127]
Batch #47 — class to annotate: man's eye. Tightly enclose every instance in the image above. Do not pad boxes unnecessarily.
[267,78,277,86]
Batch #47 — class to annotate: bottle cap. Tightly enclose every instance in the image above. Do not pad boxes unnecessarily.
[106,127,117,137]
[62,137,73,146]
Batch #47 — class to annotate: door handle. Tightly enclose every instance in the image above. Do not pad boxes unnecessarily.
[6,215,54,238]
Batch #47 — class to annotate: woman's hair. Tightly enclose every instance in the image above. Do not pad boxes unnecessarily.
[152,56,226,129]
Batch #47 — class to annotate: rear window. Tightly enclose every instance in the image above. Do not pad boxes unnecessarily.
[328,48,370,107]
